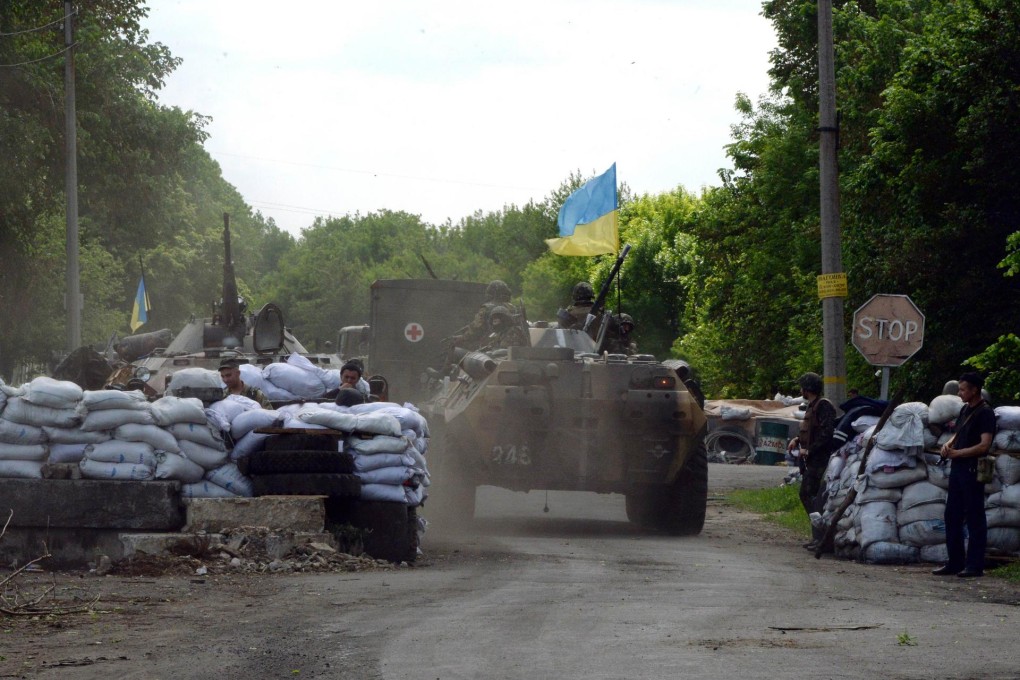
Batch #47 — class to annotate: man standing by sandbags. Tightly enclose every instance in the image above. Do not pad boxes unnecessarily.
[787,372,837,550]
[219,359,271,409]
[933,372,996,578]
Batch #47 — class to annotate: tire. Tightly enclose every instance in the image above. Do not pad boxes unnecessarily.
[352,500,419,563]
[264,433,344,453]
[252,473,362,498]
[626,438,708,536]
[248,449,355,475]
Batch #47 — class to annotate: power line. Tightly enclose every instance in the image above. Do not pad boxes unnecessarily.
[0,9,76,37]
[0,42,75,67]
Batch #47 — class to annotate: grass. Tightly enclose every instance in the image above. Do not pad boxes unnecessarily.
[726,484,812,538]
[988,560,1020,583]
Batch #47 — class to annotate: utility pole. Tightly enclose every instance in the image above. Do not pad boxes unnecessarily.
[817,0,846,404]
[64,1,82,352]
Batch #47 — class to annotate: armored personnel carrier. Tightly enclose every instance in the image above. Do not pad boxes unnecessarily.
[350,278,708,535]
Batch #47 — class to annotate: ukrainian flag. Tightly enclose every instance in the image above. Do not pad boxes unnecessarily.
[130,275,151,332]
[545,163,619,256]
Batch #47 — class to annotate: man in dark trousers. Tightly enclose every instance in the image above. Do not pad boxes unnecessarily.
[933,372,996,578]
[786,372,837,550]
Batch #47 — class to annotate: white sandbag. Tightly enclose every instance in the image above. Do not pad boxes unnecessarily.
[229,431,269,460]
[899,519,947,547]
[865,446,916,474]
[0,460,43,478]
[719,405,751,421]
[994,430,1020,453]
[113,423,181,453]
[0,382,25,398]
[85,440,156,467]
[230,408,281,440]
[406,484,426,507]
[24,377,83,409]
[928,394,964,425]
[295,406,358,432]
[354,412,401,437]
[149,396,207,426]
[239,363,268,392]
[995,406,1020,430]
[353,452,415,472]
[178,438,228,470]
[81,407,155,431]
[261,383,300,402]
[79,458,153,480]
[48,443,87,464]
[346,435,410,456]
[203,408,231,434]
[207,394,262,424]
[986,475,1003,495]
[986,506,1020,529]
[205,463,254,497]
[167,368,222,392]
[0,419,46,445]
[998,483,1020,509]
[181,481,238,498]
[359,482,407,503]
[356,466,423,486]
[926,462,951,490]
[923,427,938,451]
[919,543,950,564]
[349,402,430,436]
[0,443,48,462]
[80,389,149,411]
[321,368,342,393]
[875,402,928,452]
[856,484,902,504]
[861,541,919,565]
[899,481,948,510]
[937,432,954,447]
[868,465,927,489]
[154,451,205,483]
[42,427,110,445]
[856,501,898,549]
[851,415,879,434]
[2,398,80,429]
[263,362,325,399]
[997,454,1020,486]
[282,415,329,431]
[987,527,1020,554]
[168,422,226,450]
[897,502,946,526]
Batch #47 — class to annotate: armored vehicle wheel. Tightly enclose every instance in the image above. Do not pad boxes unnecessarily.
[247,450,355,475]
[264,433,344,453]
[352,501,419,563]
[251,472,362,498]
[626,439,708,536]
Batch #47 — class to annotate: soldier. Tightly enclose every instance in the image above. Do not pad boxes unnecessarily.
[218,358,271,408]
[605,313,638,355]
[556,280,598,333]
[450,280,517,350]
[481,306,529,351]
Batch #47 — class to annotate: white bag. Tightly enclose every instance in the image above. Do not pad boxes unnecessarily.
[986,527,1020,554]
[0,460,43,478]
[168,422,226,450]
[167,368,222,392]
[229,431,270,460]
[181,481,238,498]
[928,394,964,425]
[986,506,1020,529]
[356,466,423,486]
[205,463,254,497]
[154,451,205,483]
[48,443,87,464]
[0,443,48,462]
[995,406,1020,430]
[997,454,1020,486]
[353,452,414,472]
[263,362,325,399]
[81,407,155,431]
[920,543,950,564]
[230,408,280,440]
[347,435,410,455]
[114,423,181,453]
[207,394,262,424]
[0,419,46,445]
[295,405,358,432]
[359,482,407,503]
[150,396,207,426]
[898,480,947,510]
[875,402,928,452]
[861,541,919,564]
[993,430,1020,453]
[178,438,228,470]
[239,363,268,392]
[868,465,926,489]
[350,402,429,436]
[855,501,898,549]
[80,389,149,411]
[79,458,154,480]
[897,501,945,526]
[898,519,946,547]
[3,398,80,429]
[85,440,156,467]
[260,383,299,402]
[354,412,402,437]
[24,377,82,409]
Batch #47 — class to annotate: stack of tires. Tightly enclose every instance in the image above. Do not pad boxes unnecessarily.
[245,432,418,563]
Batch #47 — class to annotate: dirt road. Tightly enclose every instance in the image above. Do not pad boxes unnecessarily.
[3,464,1018,679]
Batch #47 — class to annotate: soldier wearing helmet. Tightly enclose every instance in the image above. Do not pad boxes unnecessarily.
[560,281,601,337]
[482,305,529,351]
[605,313,638,355]
[449,280,519,351]
[786,371,837,548]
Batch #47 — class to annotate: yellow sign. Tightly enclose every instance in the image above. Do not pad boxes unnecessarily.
[817,272,848,299]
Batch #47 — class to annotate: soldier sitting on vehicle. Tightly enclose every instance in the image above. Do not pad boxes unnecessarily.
[449,279,517,351]
[558,281,604,339]
[605,313,638,355]
[481,305,530,352]
[219,358,271,408]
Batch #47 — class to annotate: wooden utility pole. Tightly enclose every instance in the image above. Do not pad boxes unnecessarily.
[64,1,82,351]
[817,0,846,404]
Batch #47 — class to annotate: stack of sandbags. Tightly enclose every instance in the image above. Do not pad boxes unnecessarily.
[150,396,209,484]
[75,389,157,480]
[260,353,331,401]
[1,377,90,478]
[0,379,51,478]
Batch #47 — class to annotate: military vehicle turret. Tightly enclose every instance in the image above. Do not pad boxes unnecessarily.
[110,214,341,396]
[344,275,708,535]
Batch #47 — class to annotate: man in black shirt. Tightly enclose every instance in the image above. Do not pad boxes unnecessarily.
[933,372,996,578]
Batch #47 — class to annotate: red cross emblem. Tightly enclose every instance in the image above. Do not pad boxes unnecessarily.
[404,322,424,342]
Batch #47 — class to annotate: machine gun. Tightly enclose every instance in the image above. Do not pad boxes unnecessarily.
[582,244,631,334]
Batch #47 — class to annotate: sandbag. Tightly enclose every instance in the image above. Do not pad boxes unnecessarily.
[993,430,1020,453]
[356,466,425,487]
[868,465,927,489]
[2,398,80,429]
[48,443,87,464]
[986,506,1020,529]
[923,427,938,451]
[928,394,964,425]
[920,543,949,564]
[0,443,48,462]
[998,483,1020,509]
[898,519,946,547]
[79,459,153,480]
[997,454,1020,486]
[203,407,231,434]
[851,415,879,434]
[899,480,947,510]
[80,389,149,411]
[856,501,898,549]
[263,362,324,399]
[207,394,262,424]
[897,502,946,526]
[353,452,415,472]
[85,440,156,467]
[205,463,253,497]
[346,435,410,456]
[81,407,155,431]
[295,406,358,432]
[260,383,300,402]
[23,377,83,409]
[0,460,43,478]
[150,396,207,426]
[354,412,402,437]
[856,484,902,504]
[861,541,919,565]
[230,408,281,440]
[42,426,111,445]
[0,419,46,445]
[181,481,237,498]
[349,402,430,437]
[865,446,916,474]
[875,402,928,452]
[926,462,952,490]
[986,527,1020,554]
[178,438,229,470]
[167,368,222,394]
[114,423,181,453]
[168,422,226,450]
[154,451,206,483]
[359,482,408,503]
[995,406,1020,430]
[229,431,269,460]
[238,363,268,392]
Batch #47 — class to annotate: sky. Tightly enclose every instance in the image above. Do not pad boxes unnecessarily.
[143,0,778,237]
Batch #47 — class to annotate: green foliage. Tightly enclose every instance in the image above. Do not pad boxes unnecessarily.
[727,485,812,537]
[896,631,917,646]
[966,335,1020,403]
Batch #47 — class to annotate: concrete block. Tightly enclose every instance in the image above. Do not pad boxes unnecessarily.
[119,532,225,558]
[0,479,184,531]
[184,495,326,533]
[0,528,128,569]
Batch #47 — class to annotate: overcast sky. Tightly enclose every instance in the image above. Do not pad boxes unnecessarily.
[143,1,777,236]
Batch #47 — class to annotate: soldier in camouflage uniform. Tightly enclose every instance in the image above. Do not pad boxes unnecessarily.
[605,313,638,355]
[451,280,517,350]
[219,358,271,409]
[560,281,604,340]
[481,306,529,351]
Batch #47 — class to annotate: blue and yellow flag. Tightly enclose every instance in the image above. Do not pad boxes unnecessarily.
[545,163,619,256]
[130,275,151,332]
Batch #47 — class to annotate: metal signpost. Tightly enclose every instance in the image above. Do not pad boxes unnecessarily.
[851,294,925,400]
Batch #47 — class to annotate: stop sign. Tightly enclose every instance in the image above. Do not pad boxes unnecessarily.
[852,294,925,367]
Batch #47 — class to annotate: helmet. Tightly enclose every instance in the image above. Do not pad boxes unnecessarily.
[572,281,594,303]
[488,305,513,325]
[797,372,823,395]
[486,280,511,302]
[616,313,634,331]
